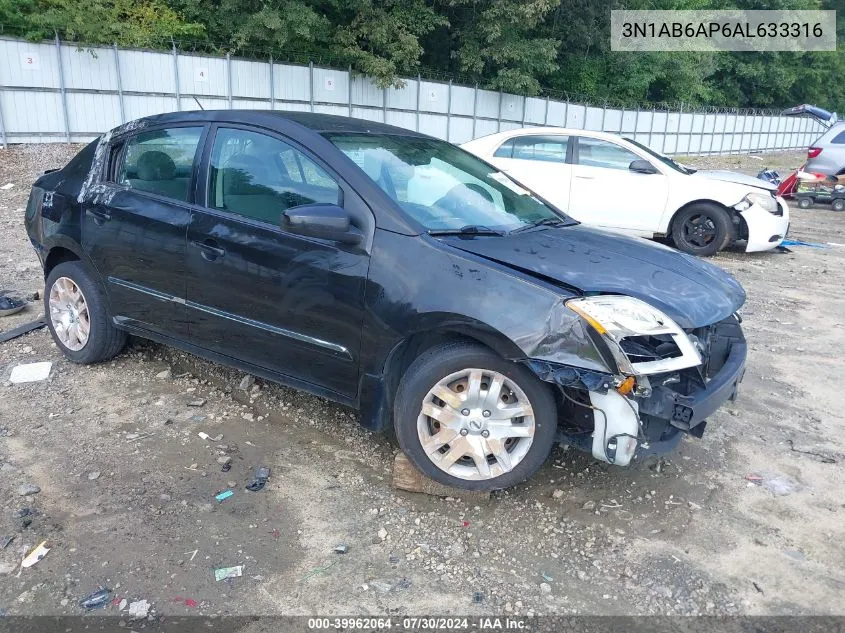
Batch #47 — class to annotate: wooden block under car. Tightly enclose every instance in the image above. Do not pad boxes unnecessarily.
[392,452,490,501]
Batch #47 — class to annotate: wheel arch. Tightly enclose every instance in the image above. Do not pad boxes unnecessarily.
[42,237,101,279]
[356,318,526,432]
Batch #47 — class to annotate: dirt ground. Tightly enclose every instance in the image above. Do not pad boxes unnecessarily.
[0,144,843,619]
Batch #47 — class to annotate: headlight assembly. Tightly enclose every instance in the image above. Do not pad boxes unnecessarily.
[736,192,778,215]
[566,295,702,376]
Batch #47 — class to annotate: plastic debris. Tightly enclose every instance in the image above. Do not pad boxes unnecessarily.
[0,536,14,549]
[333,544,349,554]
[245,466,270,492]
[221,462,231,472]
[79,587,112,610]
[187,399,206,407]
[128,599,150,619]
[0,319,46,343]
[9,362,52,384]
[541,573,553,582]
[173,596,198,608]
[197,432,210,440]
[473,591,484,604]
[215,490,234,502]
[781,239,827,248]
[746,472,801,496]
[214,565,244,581]
[21,541,49,568]
[1,183,13,190]
[118,598,127,611]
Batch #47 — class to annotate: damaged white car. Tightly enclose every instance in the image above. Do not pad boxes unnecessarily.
[462,128,790,256]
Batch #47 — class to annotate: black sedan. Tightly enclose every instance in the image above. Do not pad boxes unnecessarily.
[25,111,747,490]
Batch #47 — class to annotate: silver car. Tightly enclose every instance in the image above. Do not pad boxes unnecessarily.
[806,122,845,174]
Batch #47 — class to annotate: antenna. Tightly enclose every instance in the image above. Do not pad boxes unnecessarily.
[193,96,205,111]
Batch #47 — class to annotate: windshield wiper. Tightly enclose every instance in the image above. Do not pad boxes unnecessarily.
[509,217,569,234]
[427,225,505,237]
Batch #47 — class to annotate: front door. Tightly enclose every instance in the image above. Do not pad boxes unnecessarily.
[568,136,669,234]
[185,125,370,398]
[485,134,572,212]
[81,125,205,338]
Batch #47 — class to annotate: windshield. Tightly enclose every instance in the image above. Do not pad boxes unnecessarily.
[623,138,695,174]
[324,133,572,232]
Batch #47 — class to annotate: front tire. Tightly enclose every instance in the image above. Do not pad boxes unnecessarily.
[45,260,127,364]
[832,198,844,212]
[394,342,557,491]
[671,203,733,257]
[797,197,813,209]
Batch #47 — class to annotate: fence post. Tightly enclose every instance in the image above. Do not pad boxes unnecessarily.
[471,84,478,138]
[600,101,607,132]
[226,53,233,109]
[446,79,452,142]
[55,33,71,144]
[415,74,421,132]
[521,95,527,127]
[647,106,655,148]
[309,61,315,113]
[171,42,181,111]
[113,44,125,123]
[497,89,503,133]
[764,111,774,151]
[675,102,683,155]
[544,96,550,125]
[618,106,625,135]
[347,66,352,118]
[382,81,387,123]
[269,57,275,110]
[563,100,569,127]
[0,95,7,148]
[633,106,640,142]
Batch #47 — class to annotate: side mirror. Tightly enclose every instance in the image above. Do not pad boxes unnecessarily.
[629,159,658,174]
[281,204,363,245]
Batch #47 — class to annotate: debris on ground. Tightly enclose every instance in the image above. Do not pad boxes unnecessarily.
[333,544,349,554]
[155,369,171,379]
[79,587,112,610]
[173,596,199,607]
[17,484,40,497]
[0,183,13,190]
[473,591,484,604]
[245,466,270,492]
[214,565,244,581]
[217,456,232,466]
[187,399,206,407]
[87,471,100,481]
[238,374,255,391]
[215,490,234,502]
[9,362,52,384]
[21,541,49,568]
[127,599,150,619]
[0,536,14,550]
[0,296,26,317]
[0,319,46,343]
[745,472,801,496]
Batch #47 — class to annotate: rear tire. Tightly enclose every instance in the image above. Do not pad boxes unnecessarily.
[832,198,844,212]
[671,203,733,257]
[394,342,557,491]
[45,260,127,364]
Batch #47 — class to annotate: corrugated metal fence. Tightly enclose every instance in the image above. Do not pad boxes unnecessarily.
[0,35,825,153]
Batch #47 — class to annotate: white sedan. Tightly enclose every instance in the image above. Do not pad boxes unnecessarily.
[462,128,790,256]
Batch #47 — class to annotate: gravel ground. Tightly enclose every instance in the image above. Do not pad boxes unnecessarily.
[0,145,843,619]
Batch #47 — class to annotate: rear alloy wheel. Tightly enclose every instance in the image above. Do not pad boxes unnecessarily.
[395,342,557,490]
[672,203,733,257]
[45,260,127,364]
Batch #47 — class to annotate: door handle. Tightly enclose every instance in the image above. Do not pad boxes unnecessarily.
[86,207,111,224]
[191,239,226,261]
[575,175,595,180]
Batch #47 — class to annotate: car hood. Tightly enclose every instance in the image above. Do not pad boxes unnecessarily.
[442,225,746,329]
[692,169,777,192]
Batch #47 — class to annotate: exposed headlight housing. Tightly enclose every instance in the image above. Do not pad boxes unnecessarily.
[566,295,702,376]
[736,192,778,215]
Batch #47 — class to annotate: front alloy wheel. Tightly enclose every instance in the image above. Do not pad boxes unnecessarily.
[395,342,557,490]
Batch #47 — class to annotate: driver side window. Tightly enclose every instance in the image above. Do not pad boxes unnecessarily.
[576,137,640,171]
[208,128,340,225]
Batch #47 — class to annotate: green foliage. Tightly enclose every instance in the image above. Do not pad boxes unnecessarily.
[1,0,842,112]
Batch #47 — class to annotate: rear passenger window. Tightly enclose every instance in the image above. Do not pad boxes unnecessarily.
[117,127,203,202]
[208,128,340,225]
[831,131,845,144]
[496,136,569,163]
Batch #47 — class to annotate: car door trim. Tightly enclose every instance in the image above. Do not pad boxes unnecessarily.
[107,276,350,359]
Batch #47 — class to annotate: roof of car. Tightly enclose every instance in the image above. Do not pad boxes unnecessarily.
[126,110,429,138]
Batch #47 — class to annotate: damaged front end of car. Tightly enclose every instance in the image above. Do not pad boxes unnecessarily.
[521,296,746,466]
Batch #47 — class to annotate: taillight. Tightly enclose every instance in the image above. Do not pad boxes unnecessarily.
[808,147,822,158]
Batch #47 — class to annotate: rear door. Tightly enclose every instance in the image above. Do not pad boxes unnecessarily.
[81,125,206,338]
[568,136,668,233]
[484,135,572,212]
[185,125,371,398]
